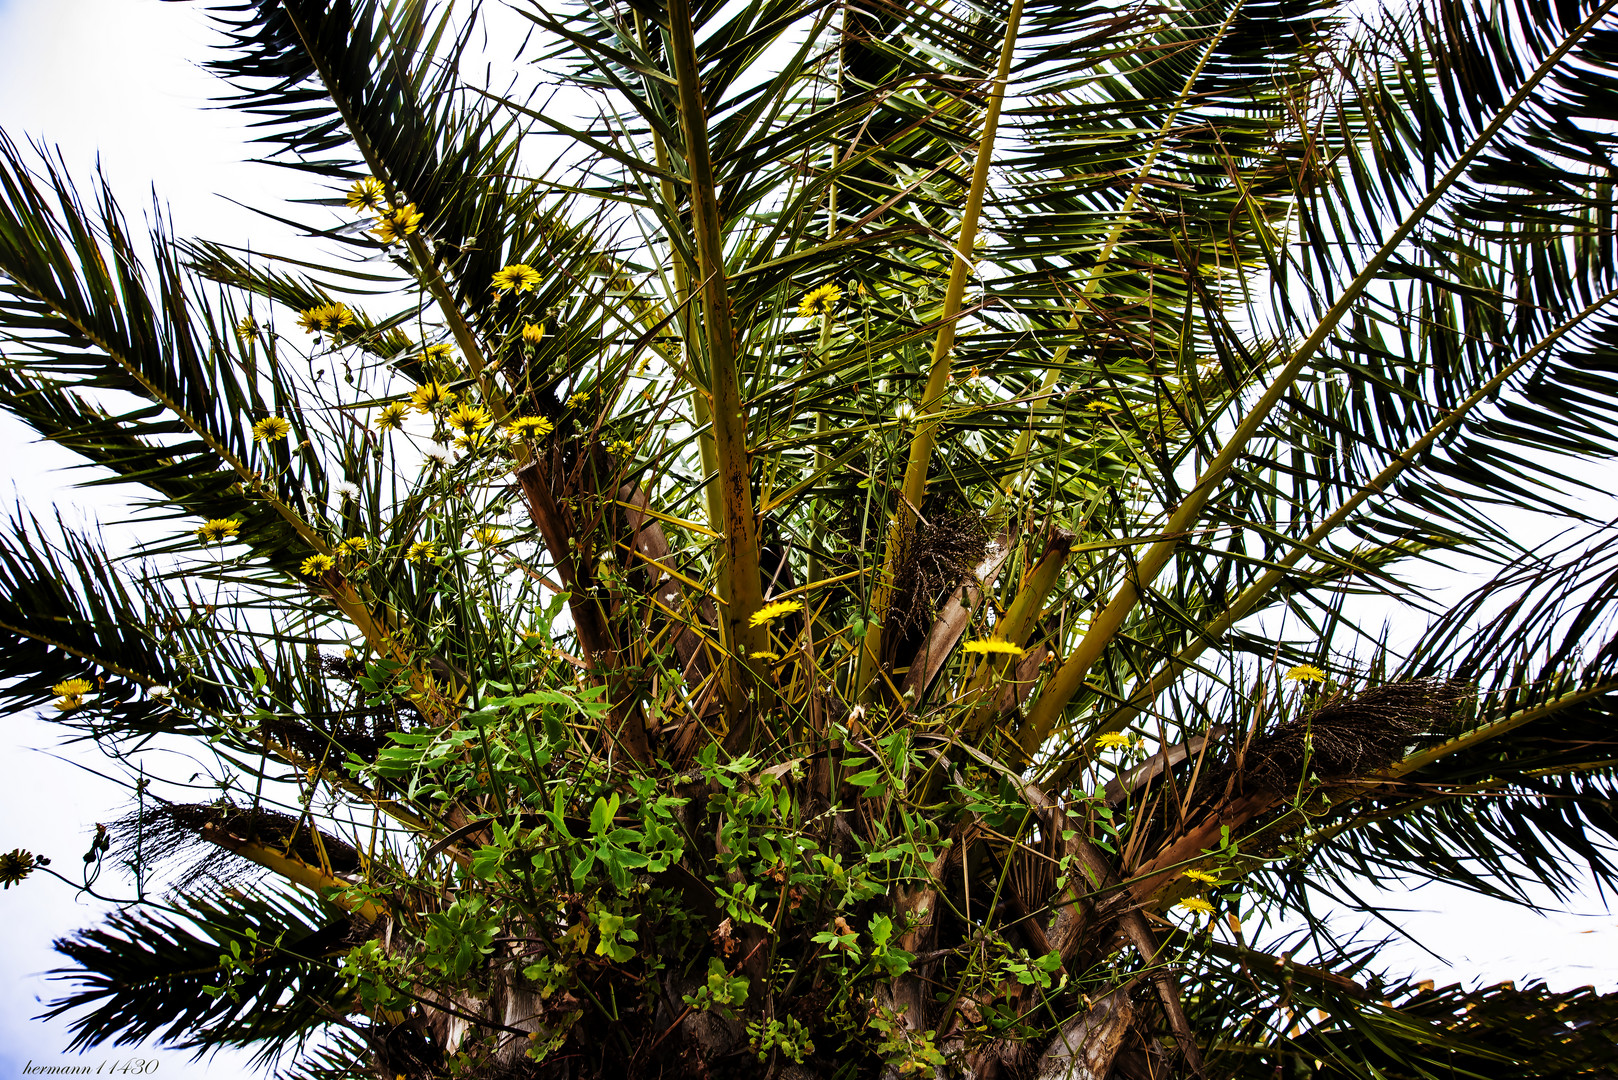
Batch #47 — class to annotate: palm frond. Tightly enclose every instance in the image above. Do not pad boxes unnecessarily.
[0,135,335,567]
[42,887,358,1064]
[0,515,232,739]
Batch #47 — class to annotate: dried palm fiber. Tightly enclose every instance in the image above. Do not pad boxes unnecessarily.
[1241,677,1474,793]
[888,511,991,636]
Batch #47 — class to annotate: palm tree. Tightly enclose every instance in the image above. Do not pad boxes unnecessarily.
[4,0,1618,1075]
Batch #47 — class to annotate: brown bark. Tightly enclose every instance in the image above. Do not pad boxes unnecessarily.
[1035,983,1138,1080]
[1103,727,1229,807]
[996,643,1050,715]
[1016,779,1205,1077]
[1125,790,1278,908]
[515,459,652,763]
[619,482,716,694]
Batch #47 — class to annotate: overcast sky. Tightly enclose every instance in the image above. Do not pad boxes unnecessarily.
[0,1,1615,1077]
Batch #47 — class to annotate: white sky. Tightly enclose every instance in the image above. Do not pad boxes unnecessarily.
[0,0,1614,1076]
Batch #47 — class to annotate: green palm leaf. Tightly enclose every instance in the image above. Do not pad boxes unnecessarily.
[42,887,357,1064]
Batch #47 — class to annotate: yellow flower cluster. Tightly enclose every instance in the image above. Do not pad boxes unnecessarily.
[0,847,44,888]
[374,402,410,432]
[297,302,357,335]
[370,202,423,244]
[195,518,242,544]
[346,178,424,245]
[300,553,336,577]
[52,678,93,713]
[506,415,554,441]
[797,282,841,318]
[749,599,803,627]
[253,416,291,442]
[445,403,492,434]
[411,382,457,414]
[491,263,541,294]
[345,177,387,213]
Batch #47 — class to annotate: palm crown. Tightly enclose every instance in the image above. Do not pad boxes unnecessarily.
[4,0,1618,1076]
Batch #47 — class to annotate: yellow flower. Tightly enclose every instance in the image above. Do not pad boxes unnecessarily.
[445,402,492,434]
[345,177,387,212]
[797,282,841,318]
[491,263,541,293]
[1084,400,1120,413]
[252,416,291,442]
[1093,731,1135,751]
[300,553,336,577]
[454,430,495,452]
[296,302,357,335]
[566,391,590,408]
[1176,897,1215,916]
[606,438,635,456]
[52,679,92,698]
[748,599,804,627]
[506,416,554,441]
[196,518,242,544]
[370,202,423,244]
[0,848,43,888]
[962,639,1026,657]
[374,402,410,432]
[750,650,781,662]
[406,540,437,564]
[423,342,455,364]
[339,537,371,556]
[52,696,85,713]
[471,526,503,547]
[410,382,457,414]
[235,315,257,342]
[1181,869,1219,885]
[1284,664,1327,683]
[520,322,546,345]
